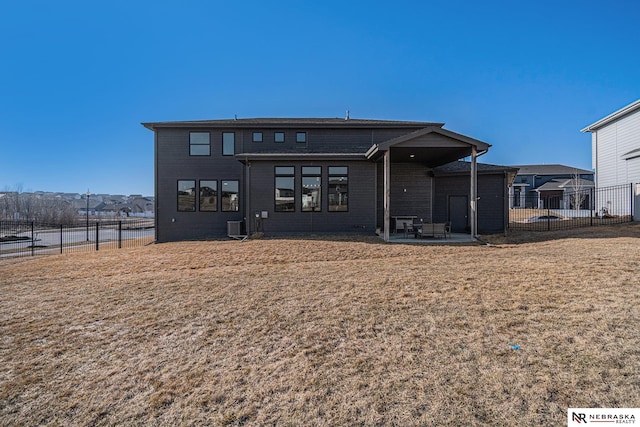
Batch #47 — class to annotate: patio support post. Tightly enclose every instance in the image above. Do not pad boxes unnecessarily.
[470,145,477,239]
[383,150,391,242]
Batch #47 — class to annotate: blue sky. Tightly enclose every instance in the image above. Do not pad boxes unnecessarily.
[1,0,639,196]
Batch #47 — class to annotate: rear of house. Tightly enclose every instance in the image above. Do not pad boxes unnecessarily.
[143,117,514,242]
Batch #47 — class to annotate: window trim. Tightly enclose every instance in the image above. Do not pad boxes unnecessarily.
[274,131,285,143]
[222,132,235,156]
[252,131,263,143]
[302,166,321,212]
[199,179,218,212]
[328,166,349,212]
[221,180,240,212]
[296,132,307,143]
[189,132,211,156]
[274,166,296,212]
[177,179,197,212]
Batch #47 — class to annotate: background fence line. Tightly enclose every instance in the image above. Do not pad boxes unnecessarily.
[508,183,634,231]
[0,218,154,259]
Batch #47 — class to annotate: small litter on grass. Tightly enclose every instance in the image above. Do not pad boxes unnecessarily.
[509,344,520,350]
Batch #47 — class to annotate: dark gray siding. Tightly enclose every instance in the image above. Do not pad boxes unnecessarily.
[156,128,244,242]
[433,173,507,234]
[238,128,423,154]
[376,162,434,228]
[247,160,376,235]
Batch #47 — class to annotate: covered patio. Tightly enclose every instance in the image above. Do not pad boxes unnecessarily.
[365,125,491,242]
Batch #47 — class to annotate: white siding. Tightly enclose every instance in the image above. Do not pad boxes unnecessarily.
[594,108,640,188]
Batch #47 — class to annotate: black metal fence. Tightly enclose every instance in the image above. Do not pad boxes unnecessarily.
[509,183,634,231]
[0,219,155,259]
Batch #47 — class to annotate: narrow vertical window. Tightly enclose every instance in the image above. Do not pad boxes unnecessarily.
[222,132,235,156]
[274,132,285,143]
[275,166,295,212]
[296,132,307,143]
[199,180,217,211]
[189,132,210,156]
[221,180,239,212]
[177,180,196,212]
[328,167,348,211]
[302,166,321,212]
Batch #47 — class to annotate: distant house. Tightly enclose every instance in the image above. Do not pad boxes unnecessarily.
[509,164,594,209]
[142,117,516,242]
[581,99,640,218]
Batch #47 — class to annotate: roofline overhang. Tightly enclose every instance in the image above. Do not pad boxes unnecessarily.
[365,127,491,161]
[581,99,640,132]
[141,119,445,131]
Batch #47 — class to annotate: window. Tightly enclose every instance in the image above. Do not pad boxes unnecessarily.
[275,166,295,212]
[222,132,235,156]
[274,132,285,143]
[177,180,196,212]
[221,180,239,212]
[296,132,307,143]
[199,180,217,211]
[328,167,348,212]
[252,132,263,143]
[189,132,210,156]
[302,166,321,212]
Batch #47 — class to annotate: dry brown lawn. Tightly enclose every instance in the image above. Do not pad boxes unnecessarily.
[1,224,640,426]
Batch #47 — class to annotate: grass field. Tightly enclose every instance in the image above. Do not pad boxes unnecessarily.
[1,224,639,425]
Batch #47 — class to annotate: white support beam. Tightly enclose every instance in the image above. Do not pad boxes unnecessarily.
[383,150,391,242]
[470,145,477,239]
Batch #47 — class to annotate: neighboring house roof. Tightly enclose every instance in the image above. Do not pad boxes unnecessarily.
[142,117,444,131]
[581,99,640,132]
[511,164,593,176]
[534,178,595,192]
[433,160,517,175]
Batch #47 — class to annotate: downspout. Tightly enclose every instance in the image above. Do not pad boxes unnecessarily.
[154,130,159,243]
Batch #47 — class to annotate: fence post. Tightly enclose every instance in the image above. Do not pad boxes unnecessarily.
[96,222,99,251]
[118,221,122,249]
[590,187,594,226]
[31,221,34,256]
[60,224,63,254]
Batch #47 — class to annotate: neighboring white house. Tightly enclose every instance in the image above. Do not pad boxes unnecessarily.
[582,99,640,219]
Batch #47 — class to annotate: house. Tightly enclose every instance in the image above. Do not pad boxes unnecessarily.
[581,99,640,218]
[142,117,515,242]
[509,164,594,209]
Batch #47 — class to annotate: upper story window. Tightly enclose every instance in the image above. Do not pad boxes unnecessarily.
[189,132,210,156]
[252,132,263,143]
[222,132,235,156]
[302,166,321,212]
[296,132,307,143]
[274,132,285,143]
[275,166,295,212]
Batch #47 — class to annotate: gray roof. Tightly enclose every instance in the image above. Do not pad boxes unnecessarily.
[433,160,518,175]
[512,164,593,176]
[142,117,444,131]
[535,178,595,192]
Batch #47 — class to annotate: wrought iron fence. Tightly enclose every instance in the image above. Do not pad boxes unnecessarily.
[0,219,155,259]
[509,183,634,231]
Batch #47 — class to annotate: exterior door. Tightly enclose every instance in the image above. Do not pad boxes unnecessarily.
[448,195,468,232]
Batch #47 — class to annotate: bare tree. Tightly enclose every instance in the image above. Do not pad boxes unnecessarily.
[569,169,587,211]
